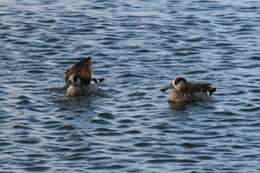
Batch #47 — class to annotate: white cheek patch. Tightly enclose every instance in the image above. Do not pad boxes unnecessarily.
[172,82,176,88]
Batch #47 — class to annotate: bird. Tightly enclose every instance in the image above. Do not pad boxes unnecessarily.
[160,77,216,103]
[64,57,104,97]
[64,57,92,86]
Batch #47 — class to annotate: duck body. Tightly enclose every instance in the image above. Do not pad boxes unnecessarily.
[161,77,216,103]
[66,78,103,97]
[64,57,104,97]
[169,83,215,103]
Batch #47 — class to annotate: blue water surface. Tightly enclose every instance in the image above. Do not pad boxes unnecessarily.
[1,0,260,172]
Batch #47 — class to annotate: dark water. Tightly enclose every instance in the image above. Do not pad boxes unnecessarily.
[1,0,260,172]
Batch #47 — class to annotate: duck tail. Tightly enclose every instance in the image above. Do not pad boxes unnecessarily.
[209,86,216,95]
[92,78,104,84]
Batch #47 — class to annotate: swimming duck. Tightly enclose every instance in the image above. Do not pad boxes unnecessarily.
[160,77,216,103]
[64,57,92,86]
[64,57,104,97]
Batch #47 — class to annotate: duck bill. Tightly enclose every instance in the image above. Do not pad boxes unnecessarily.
[62,82,70,90]
[63,81,78,90]
[160,83,173,92]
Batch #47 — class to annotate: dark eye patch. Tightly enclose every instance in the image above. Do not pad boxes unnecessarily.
[174,77,186,85]
[174,79,180,85]
[73,75,79,82]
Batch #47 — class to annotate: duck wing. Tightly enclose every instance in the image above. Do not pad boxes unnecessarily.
[64,57,92,85]
[186,82,216,95]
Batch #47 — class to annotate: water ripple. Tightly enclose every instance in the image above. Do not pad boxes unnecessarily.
[1,0,260,172]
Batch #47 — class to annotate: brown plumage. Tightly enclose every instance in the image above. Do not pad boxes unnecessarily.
[185,82,216,95]
[63,57,104,97]
[66,73,102,97]
[64,57,92,85]
[161,77,216,103]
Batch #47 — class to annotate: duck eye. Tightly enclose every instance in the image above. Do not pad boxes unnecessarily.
[73,75,78,82]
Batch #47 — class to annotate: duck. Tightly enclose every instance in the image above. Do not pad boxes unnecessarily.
[64,57,104,97]
[160,77,216,103]
[64,57,92,86]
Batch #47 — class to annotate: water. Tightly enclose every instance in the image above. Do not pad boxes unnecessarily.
[1,0,260,172]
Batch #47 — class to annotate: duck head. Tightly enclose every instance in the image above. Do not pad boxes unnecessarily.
[66,73,82,97]
[160,77,187,92]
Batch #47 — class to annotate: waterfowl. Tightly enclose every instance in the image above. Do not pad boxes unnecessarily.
[64,57,104,97]
[64,57,92,86]
[161,77,216,103]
